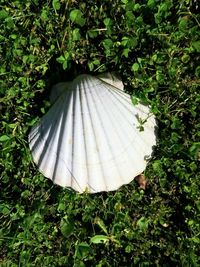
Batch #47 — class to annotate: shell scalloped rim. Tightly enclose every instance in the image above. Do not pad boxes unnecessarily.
[29,73,157,193]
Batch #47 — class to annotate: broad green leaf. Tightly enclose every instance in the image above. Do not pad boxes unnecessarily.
[93,59,100,66]
[122,48,130,58]
[88,62,94,71]
[131,96,139,105]
[60,217,74,237]
[63,61,69,70]
[56,55,65,63]
[0,204,10,215]
[70,9,85,27]
[72,28,81,41]
[0,135,10,142]
[103,18,113,34]
[87,29,98,39]
[136,216,149,230]
[0,10,8,19]
[102,38,113,49]
[103,18,112,27]
[131,63,140,72]
[192,40,200,52]
[156,70,164,83]
[147,0,156,8]
[41,9,49,21]
[75,242,91,259]
[179,17,188,31]
[90,235,109,244]
[52,0,61,10]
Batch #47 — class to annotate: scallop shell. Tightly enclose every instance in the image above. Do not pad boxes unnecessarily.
[29,73,157,193]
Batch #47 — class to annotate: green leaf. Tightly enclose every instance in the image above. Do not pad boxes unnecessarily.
[131,96,139,105]
[152,160,162,172]
[192,40,200,52]
[133,3,141,11]
[87,29,98,39]
[72,28,81,41]
[195,66,200,77]
[181,54,190,63]
[0,10,9,19]
[103,18,112,27]
[0,204,10,215]
[102,38,113,49]
[52,0,61,10]
[103,18,113,35]
[60,216,74,237]
[41,9,49,21]
[94,217,108,234]
[147,0,156,8]
[75,242,91,259]
[131,63,140,72]
[90,235,109,244]
[63,61,69,70]
[156,70,164,83]
[122,48,130,58]
[136,217,149,230]
[56,52,71,70]
[179,17,188,31]
[88,62,94,71]
[0,135,10,142]
[56,56,65,63]
[93,59,100,66]
[70,9,85,27]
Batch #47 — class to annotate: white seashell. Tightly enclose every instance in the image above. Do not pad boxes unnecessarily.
[50,81,71,103]
[29,73,157,193]
[97,72,124,91]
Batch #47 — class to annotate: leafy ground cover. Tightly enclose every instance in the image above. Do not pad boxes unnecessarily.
[0,0,200,266]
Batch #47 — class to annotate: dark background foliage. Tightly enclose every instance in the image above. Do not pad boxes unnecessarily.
[0,0,200,266]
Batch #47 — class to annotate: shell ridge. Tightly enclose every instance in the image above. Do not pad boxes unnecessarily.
[28,123,42,147]
[108,87,151,117]
[114,89,155,119]
[89,79,126,186]
[38,92,74,186]
[105,87,155,149]
[30,111,62,165]
[38,112,65,171]
[106,86,135,116]
[29,94,67,156]
[70,81,96,192]
[103,87,139,131]
[46,90,73,184]
[85,78,111,191]
[105,83,130,99]
[87,79,145,164]
[29,114,54,151]
[91,80,151,189]
[101,86,149,155]
[50,81,72,103]
[70,84,77,190]
[86,76,110,191]
[97,72,124,91]
[66,85,85,192]
[79,81,90,191]
[30,100,67,166]
[98,82,156,162]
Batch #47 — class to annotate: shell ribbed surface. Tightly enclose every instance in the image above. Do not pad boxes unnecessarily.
[29,74,157,193]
